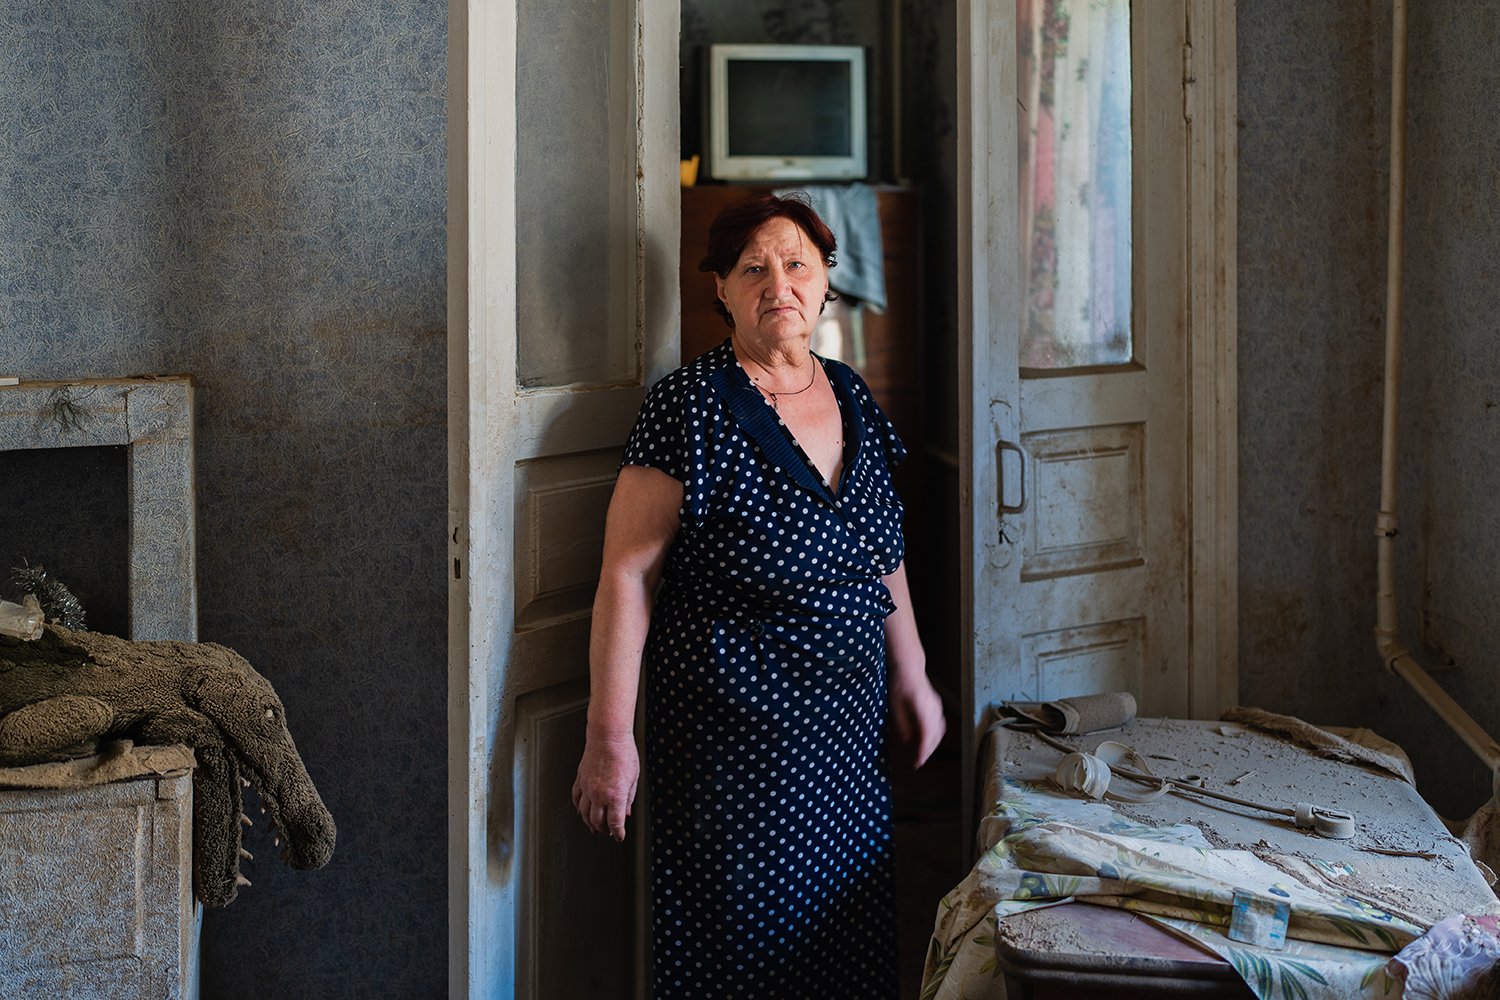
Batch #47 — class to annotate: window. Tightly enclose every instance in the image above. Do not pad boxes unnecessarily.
[1017,0,1133,370]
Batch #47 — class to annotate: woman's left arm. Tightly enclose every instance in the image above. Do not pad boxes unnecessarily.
[883,561,947,769]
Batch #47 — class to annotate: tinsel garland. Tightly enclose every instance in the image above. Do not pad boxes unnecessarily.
[8,562,87,631]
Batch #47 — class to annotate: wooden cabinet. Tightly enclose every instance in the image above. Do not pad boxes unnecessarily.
[679,185,924,458]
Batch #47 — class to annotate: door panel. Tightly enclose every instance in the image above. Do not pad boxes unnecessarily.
[515,679,633,999]
[961,0,1193,799]
[513,452,618,630]
[507,0,672,986]
[1021,422,1145,581]
[1022,619,1145,702]
[515,0,638,388]
[1010,1,1190,719]
[451,0,678,995]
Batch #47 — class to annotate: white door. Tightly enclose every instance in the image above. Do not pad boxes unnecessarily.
[448,2,679,997]
[1009,1,1191,717]
[960,0,1237,817]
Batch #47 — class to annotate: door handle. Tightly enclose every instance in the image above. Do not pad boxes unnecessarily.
[998,439,1028,515]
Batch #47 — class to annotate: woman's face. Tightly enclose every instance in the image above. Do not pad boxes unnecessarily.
[715,217,829,348]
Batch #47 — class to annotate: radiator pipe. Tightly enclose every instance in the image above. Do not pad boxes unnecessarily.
[1374,0,1500,777]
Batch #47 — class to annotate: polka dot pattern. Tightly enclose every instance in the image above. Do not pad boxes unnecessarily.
[623,340,906,999]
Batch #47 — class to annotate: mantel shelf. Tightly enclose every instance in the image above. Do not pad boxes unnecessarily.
[0,374,193,391]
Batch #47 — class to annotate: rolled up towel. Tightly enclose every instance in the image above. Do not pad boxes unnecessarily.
[1000,691,1137,735]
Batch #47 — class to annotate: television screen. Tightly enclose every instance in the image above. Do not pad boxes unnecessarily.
[725,59,853,158]
[708,44,867,182]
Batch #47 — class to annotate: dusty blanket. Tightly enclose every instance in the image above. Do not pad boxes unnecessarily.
[922,715,1500,1000]
[0,741,193,789]
[1223,706,1417,785]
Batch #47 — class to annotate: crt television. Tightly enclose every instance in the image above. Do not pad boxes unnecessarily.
[707,44,868,182]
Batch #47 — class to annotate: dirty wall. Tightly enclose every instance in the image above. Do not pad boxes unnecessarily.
[1238,1,1500,819]
[0,3,447,995]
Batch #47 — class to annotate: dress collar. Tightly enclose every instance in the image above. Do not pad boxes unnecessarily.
[705,340,866,504]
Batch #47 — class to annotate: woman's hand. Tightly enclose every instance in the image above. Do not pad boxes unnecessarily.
[572,730,640,842]
[880,561,945,769]
[889,672,946,770]
[573,465,681,843]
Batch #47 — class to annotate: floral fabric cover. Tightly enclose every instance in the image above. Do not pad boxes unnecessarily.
[921,773,1500,1000]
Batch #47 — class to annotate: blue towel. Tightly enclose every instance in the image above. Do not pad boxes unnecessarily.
[775,183,887,312]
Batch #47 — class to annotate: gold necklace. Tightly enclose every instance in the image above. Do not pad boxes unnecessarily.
[750,363,818,413]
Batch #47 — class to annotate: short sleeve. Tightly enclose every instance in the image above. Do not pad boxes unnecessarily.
[621,374,690,482]
[846,367,906,469]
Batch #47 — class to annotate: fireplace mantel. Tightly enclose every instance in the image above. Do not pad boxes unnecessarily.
[0,376,196,641]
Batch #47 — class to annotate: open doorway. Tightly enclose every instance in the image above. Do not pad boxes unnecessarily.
[676,6,966,995]
[671,2,1238,993]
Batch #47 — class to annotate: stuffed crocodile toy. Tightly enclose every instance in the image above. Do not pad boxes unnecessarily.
[0,625,335,907]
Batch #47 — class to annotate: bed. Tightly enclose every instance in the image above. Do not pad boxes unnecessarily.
[921,707,1500,1000]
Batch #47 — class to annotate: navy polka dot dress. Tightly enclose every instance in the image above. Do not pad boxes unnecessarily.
[622,340,906,999]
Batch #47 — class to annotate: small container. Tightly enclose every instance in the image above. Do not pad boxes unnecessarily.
[1228,889,1290,950]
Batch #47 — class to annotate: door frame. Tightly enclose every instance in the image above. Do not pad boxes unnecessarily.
[447,0,515,990]
[956,0,1238,827]
[1183,1,1239,722]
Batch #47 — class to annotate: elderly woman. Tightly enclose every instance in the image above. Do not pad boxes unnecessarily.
[573,192,945,998]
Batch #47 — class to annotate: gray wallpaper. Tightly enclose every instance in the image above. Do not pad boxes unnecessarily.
[0,3,448,996]
[1394,1,1500,816]
[1238,1,1498,818]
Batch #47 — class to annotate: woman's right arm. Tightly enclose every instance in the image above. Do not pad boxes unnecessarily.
[571,463,684,842]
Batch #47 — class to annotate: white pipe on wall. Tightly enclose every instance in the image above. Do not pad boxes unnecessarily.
[1375,0,1500,776]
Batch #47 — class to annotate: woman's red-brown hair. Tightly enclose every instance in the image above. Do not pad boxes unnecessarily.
[698,192,839,328]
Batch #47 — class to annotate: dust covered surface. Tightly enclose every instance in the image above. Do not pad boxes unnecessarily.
[1001,718,1499,926]
[1000,905,1106,956]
